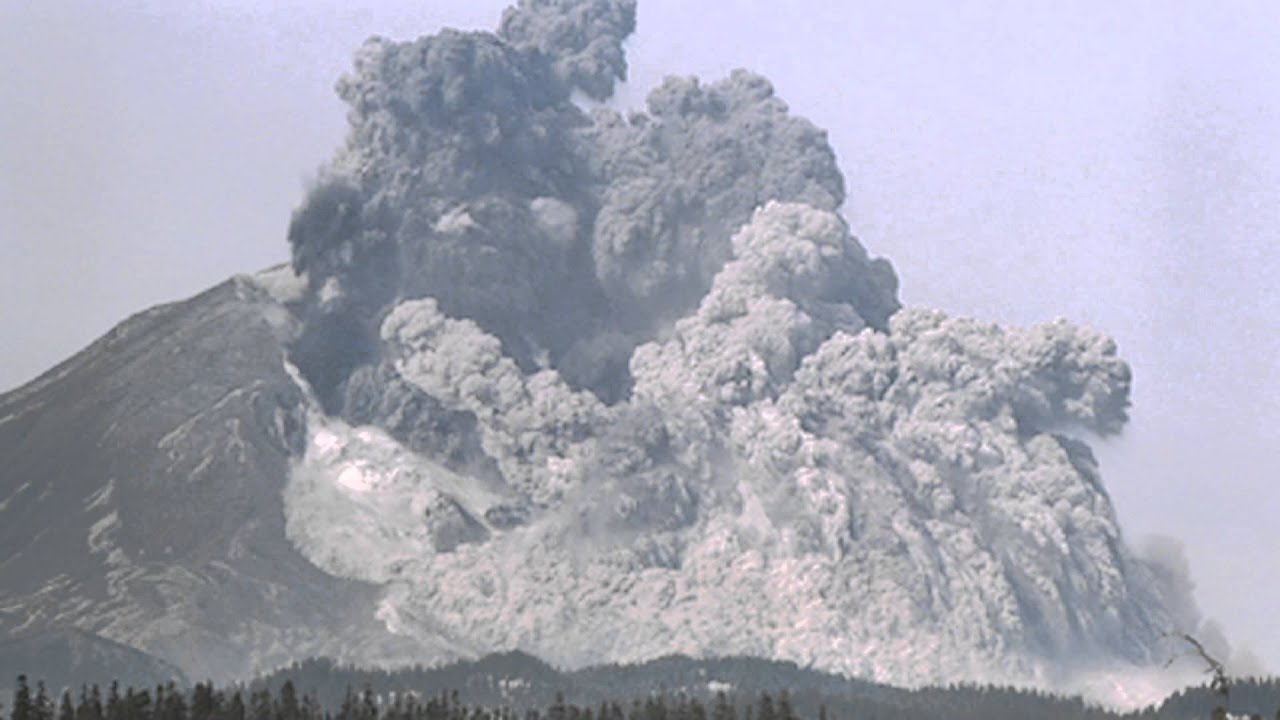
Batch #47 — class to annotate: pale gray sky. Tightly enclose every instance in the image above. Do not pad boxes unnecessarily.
[2,0,1277,673]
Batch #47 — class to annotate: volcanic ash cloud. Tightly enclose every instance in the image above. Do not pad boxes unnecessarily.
[278,0,1193,691]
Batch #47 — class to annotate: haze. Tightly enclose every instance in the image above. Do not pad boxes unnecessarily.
[1,0,1276,674]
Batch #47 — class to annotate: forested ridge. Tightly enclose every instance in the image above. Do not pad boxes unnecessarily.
[4,653,1280,720]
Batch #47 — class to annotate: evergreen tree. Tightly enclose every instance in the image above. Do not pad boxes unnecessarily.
[34,681,53,720]
[250,690,272,720]
[120,688,136,720]
[160,683,187,720]
[13,675,34,720]
[422,691,442,720]
[130,687,153,720]
[191,684,216,720]
[547,694,566,720]
[74,687,89,720]
[301,693,323,720]
[276,682,301,720]
[225,693,246,720]
[74,685,103,720]
[135,686,153,720]
[89,686,103,720]
[773,693,791,720]
[710,693,732,720]
[105,684,121,720]
[385,691,404,720]
[753,695,773,720]
[641,697,665,720]
[59,691,75,720]
[337,687,357,720]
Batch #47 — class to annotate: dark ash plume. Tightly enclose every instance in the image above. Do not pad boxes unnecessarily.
[284,1,894,407]
[499,0,638,100]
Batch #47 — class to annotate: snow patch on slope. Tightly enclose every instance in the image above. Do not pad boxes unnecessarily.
[285,413,512,584]
[248,265,308,305]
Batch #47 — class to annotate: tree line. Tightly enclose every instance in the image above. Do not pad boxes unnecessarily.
[4,675,813,720]
[7,671,1280,720]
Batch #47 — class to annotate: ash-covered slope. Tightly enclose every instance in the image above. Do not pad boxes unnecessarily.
[0,275,426,681]
[0,0,1190,692]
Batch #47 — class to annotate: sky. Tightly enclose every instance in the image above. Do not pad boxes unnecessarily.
[2,0,1277,674]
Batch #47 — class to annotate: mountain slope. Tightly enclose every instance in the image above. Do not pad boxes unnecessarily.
[0,275,425,680]
[0,628,186,692]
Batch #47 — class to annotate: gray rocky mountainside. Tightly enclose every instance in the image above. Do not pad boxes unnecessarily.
[0,0,1196,696]
[0,629,187,693]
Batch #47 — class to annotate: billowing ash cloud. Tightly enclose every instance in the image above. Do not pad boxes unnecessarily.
[585,71,878,327]
[499,0,637,100]
[283,0,881,408]
[382,297,605,506]
[285,199,1174,686]
[276,0,1196,691]
[287,28,584,324]
[630,203,911,412]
